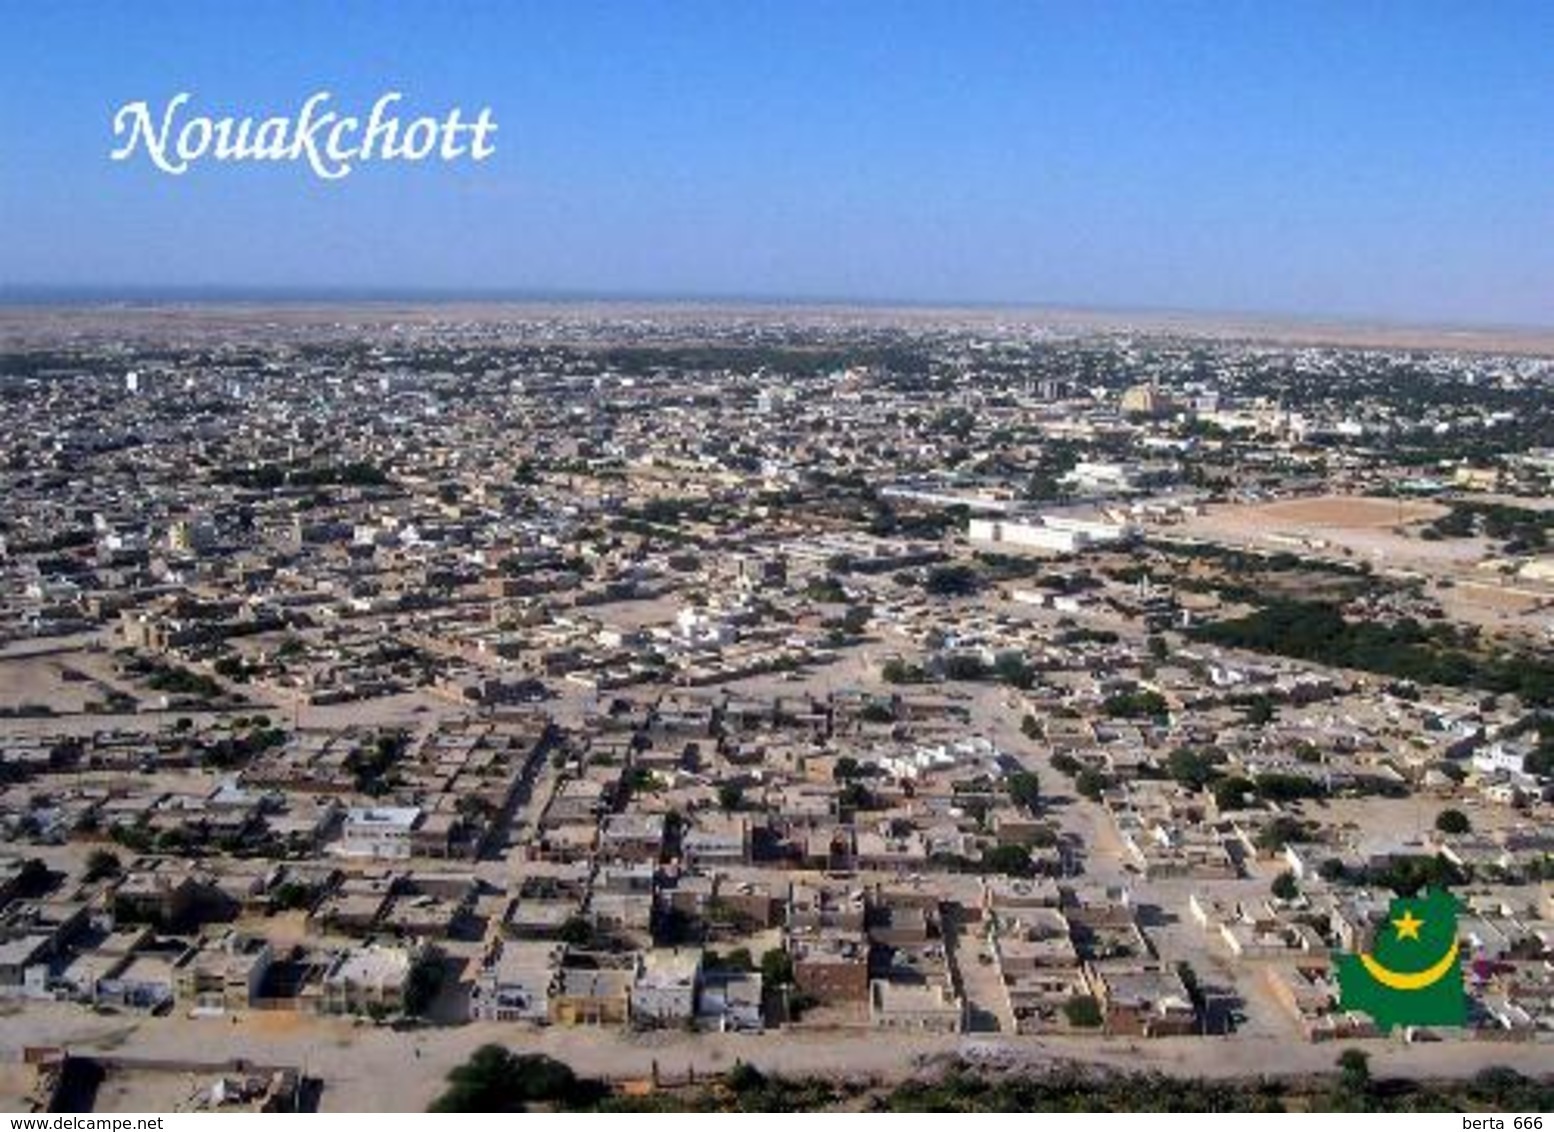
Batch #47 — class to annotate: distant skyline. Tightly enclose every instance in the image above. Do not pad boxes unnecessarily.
[3,2,1552,327]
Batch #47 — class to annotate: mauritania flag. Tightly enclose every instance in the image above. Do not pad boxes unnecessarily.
[1335,886,1465,1031]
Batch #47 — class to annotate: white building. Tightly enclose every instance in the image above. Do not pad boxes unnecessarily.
[698,970,764,1032]
[1061,461,1136,493]
[338,806,421,860]
[1472,742,1533,778]
[968,515,1136,554]
[470,940,562,1023]
[630,949,701,1026]
[675,607,736,647]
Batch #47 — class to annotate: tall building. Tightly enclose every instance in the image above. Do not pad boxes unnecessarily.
[1121,384,1172,417]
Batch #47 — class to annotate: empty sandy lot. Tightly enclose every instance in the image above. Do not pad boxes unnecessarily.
[1174,495,1490,572]
[1242,496,1448,529]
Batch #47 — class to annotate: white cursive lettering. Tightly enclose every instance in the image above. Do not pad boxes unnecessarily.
[108,90,499,180]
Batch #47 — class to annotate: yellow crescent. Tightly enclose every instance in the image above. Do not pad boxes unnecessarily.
[1357,940,1460,991]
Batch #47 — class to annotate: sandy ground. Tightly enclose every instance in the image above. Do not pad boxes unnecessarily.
[1243,497,1449,529]
[0,654,98,714]
[1170,497,1554,633]
[1164,499,1554,648]
[1175,497,1470,571]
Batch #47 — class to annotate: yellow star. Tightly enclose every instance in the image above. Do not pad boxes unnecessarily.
[1392,909,1424,941]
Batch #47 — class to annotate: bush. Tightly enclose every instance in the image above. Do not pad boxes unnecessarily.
[881,658,927,684]
[725,1061,766,1094]
[1254,772,1324,802]
[925,564,979,597]
[1256,816,1307,854]
[943,654,990,681]
[859,701,895,724]
[1102,689,1169,720]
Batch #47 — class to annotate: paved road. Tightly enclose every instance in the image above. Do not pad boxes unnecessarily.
[5,1002,1551,1112]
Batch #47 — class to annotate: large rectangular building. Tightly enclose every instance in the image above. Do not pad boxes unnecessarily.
[968,515,1136,554]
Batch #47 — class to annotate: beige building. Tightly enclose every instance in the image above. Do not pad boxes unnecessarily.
[869,978,962,1033]
[175,932,272,1011]
[319,945,410,1016]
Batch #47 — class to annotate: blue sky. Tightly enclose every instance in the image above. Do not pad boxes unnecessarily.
[1,1,1551,324]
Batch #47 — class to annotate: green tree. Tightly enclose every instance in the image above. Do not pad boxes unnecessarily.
[270,881,314,911]
[982,844,1034,877]
[1336,1048,1371,1096]
[993,653,1035,689]
[838,781,877,811]
[430,1046,588,1112]
[1271,871,1299,901]
[760,947,794,988]
[1434,808,1471,835]
[1166,747,1223,791]
[1050,752,1081,777]
[1212,775,1256,812]
[859,701,895,724]
[1244,696,1277,726]
[1006,770,1041,813]
[1075,768,1110,801]
[725,1061,766,1094]
[925,564,978,597]
[558,916,595,947]
[1064,994,1103,1028]
[1102,689,1169,720]
[943,654,990,681]
[84,848,121,882]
